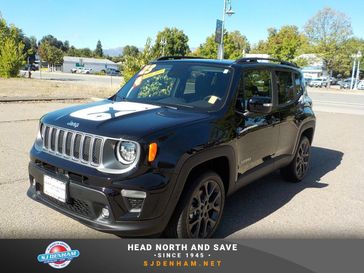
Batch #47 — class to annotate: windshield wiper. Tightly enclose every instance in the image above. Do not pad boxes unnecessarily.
[156,102,194,110]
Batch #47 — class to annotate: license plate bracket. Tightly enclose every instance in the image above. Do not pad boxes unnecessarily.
[43,175,68,203]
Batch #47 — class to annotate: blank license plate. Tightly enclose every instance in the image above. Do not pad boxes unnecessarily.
[43,175,67,203]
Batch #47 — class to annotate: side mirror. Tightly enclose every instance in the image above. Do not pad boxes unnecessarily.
[248,96,272,114]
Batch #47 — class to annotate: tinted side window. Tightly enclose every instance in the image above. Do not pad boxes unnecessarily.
[294,72,303,95]
[242,70,272,108]
[276,71,294,104]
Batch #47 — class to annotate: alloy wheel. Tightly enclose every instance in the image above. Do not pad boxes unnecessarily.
[296,139,310,179]
[187,180,222,238]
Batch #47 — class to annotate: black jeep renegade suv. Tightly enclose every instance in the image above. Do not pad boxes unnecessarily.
[28,57,315,238]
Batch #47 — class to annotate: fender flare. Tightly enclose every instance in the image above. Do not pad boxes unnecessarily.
[162,145,237,224]
[293,118,316,155]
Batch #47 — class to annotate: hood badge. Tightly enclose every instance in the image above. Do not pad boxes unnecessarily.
[67,121,80,128]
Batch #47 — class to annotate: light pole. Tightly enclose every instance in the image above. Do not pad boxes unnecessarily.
[217,0,235,60]
[161,38,167,57]
[350,54,357,90]
[354,51,362,90]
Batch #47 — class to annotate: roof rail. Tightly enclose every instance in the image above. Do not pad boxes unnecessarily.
[156,56,205,61]
[235,57,298,68]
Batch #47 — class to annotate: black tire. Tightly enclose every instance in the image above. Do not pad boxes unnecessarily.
[164,171,225,238]
[281,136,311,182]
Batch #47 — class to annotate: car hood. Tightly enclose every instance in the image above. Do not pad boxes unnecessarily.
[42,99,210,140]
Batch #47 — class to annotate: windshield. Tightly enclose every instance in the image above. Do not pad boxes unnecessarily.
[114,62,233,111]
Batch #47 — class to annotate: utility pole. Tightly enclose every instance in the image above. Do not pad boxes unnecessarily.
[351,51,362,90]
[217,0,235,59]
[161,38,166,57]
[354,51,362,90]
[350,56,356,90]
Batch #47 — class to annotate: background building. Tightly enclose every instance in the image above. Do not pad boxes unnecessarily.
[297,54,328,79]
[62,56,119,73]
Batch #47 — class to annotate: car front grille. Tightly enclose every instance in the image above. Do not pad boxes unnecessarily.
[41,124,104,167]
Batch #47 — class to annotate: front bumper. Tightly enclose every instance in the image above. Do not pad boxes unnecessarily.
[28,149,176,237]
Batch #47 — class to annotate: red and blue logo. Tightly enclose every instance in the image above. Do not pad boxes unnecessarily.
[37,241,80,269]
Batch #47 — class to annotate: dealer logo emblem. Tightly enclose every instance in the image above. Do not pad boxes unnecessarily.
[37,241,80,269]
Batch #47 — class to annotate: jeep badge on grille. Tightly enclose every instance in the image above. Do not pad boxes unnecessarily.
[66,121,79,128]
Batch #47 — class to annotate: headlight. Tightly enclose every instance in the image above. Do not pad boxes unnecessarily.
[117,141,138,164]
[39,122,44,139]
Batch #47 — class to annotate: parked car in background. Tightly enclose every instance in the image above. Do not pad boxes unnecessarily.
[71,67,93,74]
[71,67,83,73]
[81,68,92,74]
[329,77,337,85]
[339,79,353,89]
[357,80,364,90]
[304,78,313,86]
[107,68,121,76]
[101,68,121,76]
[308,78,328,88]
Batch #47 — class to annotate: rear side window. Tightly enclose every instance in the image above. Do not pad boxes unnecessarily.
[294,73,303,95]
[276,71,294,104]
[242,70,272,107]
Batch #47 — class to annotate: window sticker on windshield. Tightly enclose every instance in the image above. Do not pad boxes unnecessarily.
[208,95,219,104]
[223,69,229,74]
[139,64,156,76]
[133,76,143,88]
[142,68,166,80]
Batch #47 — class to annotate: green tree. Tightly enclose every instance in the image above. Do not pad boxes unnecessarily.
[152,27,190,57]
[94,40,103,57]
[63,40,70,52]
[40,35,64,50]
[0,18,26,78]
[196,31,250,59]
[28,36,38,63]
[224,31,250,59]
[122,45,139,57]
[250,26,309,61]
[122,38,155,82]
[250,40,269,55]
[0,35,26,78]
[67,46,78,56]
[333,38,364,77]
[305,7,353,85]
[39,41,64,69]
[79,48,93,57]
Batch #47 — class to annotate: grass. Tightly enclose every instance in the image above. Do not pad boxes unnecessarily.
[0,77,117,99]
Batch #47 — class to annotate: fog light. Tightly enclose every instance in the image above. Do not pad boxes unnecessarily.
[121,190,146,213]
[101,207,110,218]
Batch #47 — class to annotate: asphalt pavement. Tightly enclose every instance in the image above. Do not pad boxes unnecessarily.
[0,91,363,238]
[309,89,364,116]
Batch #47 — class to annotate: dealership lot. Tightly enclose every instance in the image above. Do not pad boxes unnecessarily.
[0,91,364,238]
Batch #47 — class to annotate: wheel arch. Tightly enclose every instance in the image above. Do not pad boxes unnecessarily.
[169,145,236,212]
[293,119,316,155]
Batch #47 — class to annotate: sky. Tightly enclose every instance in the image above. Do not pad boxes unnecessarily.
[1,0,364,50]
